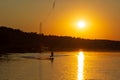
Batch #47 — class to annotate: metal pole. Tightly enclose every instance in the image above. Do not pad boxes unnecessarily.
[39,22,42,34]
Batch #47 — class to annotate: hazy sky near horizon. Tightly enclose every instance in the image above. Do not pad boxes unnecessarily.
[0,0,120,40]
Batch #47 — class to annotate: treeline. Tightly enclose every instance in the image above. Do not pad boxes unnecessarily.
[0,26,120,53]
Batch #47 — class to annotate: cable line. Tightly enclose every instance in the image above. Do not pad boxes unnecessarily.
[39,0,57,34]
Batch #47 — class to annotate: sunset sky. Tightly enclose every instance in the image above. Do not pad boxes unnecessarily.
[0,0,120,40]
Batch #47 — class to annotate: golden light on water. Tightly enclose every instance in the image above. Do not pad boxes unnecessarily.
[78,51,84,80]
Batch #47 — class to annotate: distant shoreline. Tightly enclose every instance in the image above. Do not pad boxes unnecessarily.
[0,26,120,54]
[1,49,120,54]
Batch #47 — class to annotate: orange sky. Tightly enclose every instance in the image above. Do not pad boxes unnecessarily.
[0,0,120,40]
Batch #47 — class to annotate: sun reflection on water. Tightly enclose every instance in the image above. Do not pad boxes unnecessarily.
[78,51,84,80]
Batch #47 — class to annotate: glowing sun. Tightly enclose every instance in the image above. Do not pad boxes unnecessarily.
[77,21,86,28]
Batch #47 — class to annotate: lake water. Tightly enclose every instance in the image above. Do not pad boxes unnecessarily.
[0,51,120,80]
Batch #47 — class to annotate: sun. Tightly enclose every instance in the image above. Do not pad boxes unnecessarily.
[77,21,86,28]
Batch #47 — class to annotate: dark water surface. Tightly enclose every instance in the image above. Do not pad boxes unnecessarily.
[0,51,120,80]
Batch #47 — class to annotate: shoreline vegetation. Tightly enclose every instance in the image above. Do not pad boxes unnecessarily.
[0,26,120,54]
